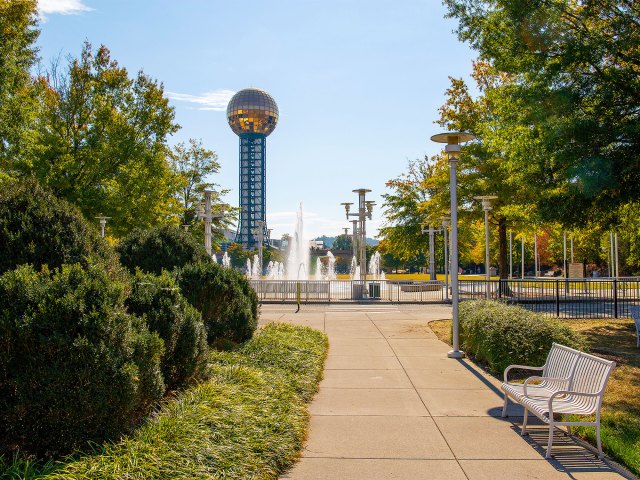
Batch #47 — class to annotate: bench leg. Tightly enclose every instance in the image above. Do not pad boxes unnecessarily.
[596,424,603,458]
[502,395,509,417]
[521,409,529,436]
[546,424,554,458]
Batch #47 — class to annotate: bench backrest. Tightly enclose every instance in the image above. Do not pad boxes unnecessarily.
[543,343,580,380]
[562,346,616,415]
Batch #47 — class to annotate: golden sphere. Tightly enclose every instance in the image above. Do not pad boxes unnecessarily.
[227,88,278,137]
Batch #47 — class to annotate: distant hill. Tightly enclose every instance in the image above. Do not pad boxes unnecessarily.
[313,235,379,248]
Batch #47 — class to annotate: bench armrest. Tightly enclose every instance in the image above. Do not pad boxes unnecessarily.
[503,364,544,383]
[547,390,602,416]
[522,376,569,397]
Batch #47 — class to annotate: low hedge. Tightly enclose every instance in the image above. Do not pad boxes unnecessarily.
[176,261,258,345]
[0,264,165,457]
[126,271,209,390]
[459,300,585,373]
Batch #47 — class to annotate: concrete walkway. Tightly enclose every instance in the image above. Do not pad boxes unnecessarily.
[259,304,631,480]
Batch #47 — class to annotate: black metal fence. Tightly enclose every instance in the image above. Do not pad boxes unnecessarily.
[250,278,640,318]
[460,278,640,318]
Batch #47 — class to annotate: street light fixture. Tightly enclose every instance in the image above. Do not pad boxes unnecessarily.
[197,191,227,256]
[431,131,476,359]
[342,190,373,279]
[474,195,498,299]
[420,222,441,281]
[442,216,451,301]
[94,216,111,238]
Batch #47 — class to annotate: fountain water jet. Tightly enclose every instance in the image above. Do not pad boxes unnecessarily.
[369,251,382,280]
[286,203,310,280]
[326,251,337,280]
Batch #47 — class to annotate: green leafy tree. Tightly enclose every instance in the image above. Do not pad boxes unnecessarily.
[444,0,640,225]
[332,233,353,251]
[12,42,180,237]
[171,139,230,228]
[0,0,39,172]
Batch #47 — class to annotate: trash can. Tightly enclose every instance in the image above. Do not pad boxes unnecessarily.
[352,283,364,300]
[368,282,381,299]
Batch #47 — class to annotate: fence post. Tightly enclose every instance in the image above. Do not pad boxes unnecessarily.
[614,279,618,319]
[555,279,560,317]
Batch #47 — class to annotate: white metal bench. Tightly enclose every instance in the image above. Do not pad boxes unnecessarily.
[630,306,640,348]
[501,343,615,458]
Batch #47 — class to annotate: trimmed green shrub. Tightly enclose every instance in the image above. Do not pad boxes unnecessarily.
[116,225,211,275]
[0,178,120,276]
[0,264,165,457]
[176,261,258,345]
[126,270,208,389]
[459,300,585,373]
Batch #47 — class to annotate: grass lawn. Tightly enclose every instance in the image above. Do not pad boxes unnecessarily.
[1,323,328,480]
[429,317,640,476]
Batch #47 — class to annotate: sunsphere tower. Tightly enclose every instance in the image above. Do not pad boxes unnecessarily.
[227,88,279,249]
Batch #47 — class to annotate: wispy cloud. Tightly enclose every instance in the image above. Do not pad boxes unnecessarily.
[167,89,236,111]
[38,0,92,16]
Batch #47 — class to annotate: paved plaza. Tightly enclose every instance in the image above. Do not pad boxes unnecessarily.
[258,304,633,480]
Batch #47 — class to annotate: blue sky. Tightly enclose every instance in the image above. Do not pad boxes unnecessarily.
[36,0,476,240]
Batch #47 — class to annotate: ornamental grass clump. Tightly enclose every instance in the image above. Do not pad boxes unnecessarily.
[459,300,585,373]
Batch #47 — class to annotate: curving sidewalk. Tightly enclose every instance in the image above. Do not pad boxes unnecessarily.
[259,304,632,480]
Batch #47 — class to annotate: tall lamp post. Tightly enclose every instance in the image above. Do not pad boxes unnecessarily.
[197,191,226,256]
[421,223,440,280]
[442,216,450,300]
[474,195,497,299]
[342,190,374,278]
[95,216,111,238]
[350,220,359,259]
[431,131,476,359]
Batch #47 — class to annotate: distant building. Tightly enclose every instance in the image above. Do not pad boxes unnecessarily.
[309,240,326,250]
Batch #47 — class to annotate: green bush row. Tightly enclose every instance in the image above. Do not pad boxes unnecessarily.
[459,300,585,373]
[5,324,328,480]
[0,181,259,458]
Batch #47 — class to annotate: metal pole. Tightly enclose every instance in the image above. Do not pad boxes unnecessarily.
[429,225,436,281]
[615,233,619,278]
[204,190,212,255]
[443,220,449,301]
[533,234,537,277]
[610,231,614,277]
[484,208,490,297]
[509,231,513,279]
[521,236,525,279]
[570,236,574,263]
[351,220,358,260]
[100,219,106,238]
[447,145,463,358]
[563,231,567,277]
